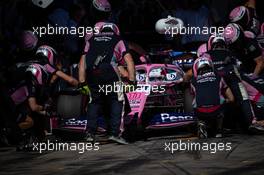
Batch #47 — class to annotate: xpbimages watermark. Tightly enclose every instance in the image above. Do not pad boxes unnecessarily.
[164,140,232,154]
[164,25,232,37]
[32,140,100,154]
[98,82,166,95]
[32,24,99,37]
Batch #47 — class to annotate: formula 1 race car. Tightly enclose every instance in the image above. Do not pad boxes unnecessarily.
[123,63,196,140]
[49,51,197,141]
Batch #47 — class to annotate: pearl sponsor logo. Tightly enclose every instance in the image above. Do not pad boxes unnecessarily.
[160,113,194,123]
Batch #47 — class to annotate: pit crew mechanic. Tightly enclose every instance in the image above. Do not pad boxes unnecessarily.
[7,45,78,149]
[78,0,136,144]
[78,23,136,144]
[206,34,264,131]
[223,23,264,110]
[224,23,264,77]
[191,55,234,138]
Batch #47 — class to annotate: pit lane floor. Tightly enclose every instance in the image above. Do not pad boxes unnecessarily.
[0,134,264,175]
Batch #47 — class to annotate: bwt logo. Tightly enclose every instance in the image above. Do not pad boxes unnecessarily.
[161,113,193,122]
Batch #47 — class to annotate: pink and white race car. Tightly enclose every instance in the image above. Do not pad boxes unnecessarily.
[50,58,197,140]
[123,64,196,139]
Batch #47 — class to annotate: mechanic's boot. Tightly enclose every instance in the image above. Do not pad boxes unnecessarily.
[198,121,208,139]
[108,136,129,145]
[16,131,35,152]
[249,120,264,133]
[84,132,95,142]
[215,117,223,138]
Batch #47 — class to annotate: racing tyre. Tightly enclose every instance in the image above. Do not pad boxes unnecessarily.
[57,94,83,119]
[123,114,139,142]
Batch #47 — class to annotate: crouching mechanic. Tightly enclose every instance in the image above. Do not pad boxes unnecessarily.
[191,55,234,138]
[9,61,56,150]
[207,34,264,131]
[224,23,264,129]
[79,22,136,144]
[8,45,78,150]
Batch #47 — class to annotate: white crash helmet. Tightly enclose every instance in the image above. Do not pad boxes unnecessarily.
[223,23,244,46]
[193,54,213,78]
[85,22,120,42]
[32,0,54,8]
[95,22,120,35]
[36,45,57,66]
[229,6,250,28]
[92,0,111,12]
[19,30,38,51]
[155,16,184,35]
[208,34,226,50]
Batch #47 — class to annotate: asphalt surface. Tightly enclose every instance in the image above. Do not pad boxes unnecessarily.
[0,134,264,175]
